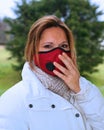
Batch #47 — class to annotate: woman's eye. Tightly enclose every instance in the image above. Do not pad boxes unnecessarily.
[44,45,52,48]
[61,44,69,49]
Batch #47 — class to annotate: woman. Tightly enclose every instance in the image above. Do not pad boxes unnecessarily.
[0,15,104,130]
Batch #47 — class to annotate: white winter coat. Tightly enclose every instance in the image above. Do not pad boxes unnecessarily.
[0,62,104,130]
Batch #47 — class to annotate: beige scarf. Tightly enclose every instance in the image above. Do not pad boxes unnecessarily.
[34,66,71,101]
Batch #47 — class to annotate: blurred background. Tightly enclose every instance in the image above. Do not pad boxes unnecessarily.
[0,0,104,95]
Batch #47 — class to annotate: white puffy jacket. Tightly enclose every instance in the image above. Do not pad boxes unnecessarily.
[0,62,104,130]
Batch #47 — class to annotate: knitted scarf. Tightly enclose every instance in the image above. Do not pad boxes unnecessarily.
[34,66,71,101]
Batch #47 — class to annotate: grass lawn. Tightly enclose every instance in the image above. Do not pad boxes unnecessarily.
[0,45,21,95]
[0,45,104,96]
[88,64,104,95]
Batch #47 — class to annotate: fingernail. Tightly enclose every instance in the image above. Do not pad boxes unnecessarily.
[53,62,56,65]
[62,52,65,55]
[58,54,61,58]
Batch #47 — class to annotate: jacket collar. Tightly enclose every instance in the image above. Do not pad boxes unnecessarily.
[22,62,73,109]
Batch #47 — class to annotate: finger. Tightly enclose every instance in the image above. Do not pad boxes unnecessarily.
[53,62,69,75]
[59,52,77,70]
[53,69,66,81]
[63,52,75,68]
[59,53,80,76]
[62,52,73,65]
[58,54,73,70]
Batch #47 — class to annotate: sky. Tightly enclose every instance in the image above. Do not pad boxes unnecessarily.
[0,0,18,19]
[0,0,104,21]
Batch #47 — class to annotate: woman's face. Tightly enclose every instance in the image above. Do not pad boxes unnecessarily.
[38,27,70,52]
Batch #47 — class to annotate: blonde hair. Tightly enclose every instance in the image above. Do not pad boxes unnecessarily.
[25,15,77,69]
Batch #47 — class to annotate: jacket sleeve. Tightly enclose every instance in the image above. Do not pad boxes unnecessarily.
[70,77,104,130]
[0,82,28,130]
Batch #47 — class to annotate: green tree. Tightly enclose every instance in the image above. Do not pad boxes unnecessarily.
[66,0,104,75]
[4,0,42,70]
[5,0,104,75]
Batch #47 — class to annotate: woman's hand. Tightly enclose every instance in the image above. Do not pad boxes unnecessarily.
[53,52,80,93]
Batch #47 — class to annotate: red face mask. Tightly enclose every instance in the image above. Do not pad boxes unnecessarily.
[34,47,71,76]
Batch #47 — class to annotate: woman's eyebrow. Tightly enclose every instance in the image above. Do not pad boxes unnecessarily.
[59,41,69,45]
[39,42,53,47]
[44,41,68,44]
[41,42,54,45]
[41,41,68,46]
